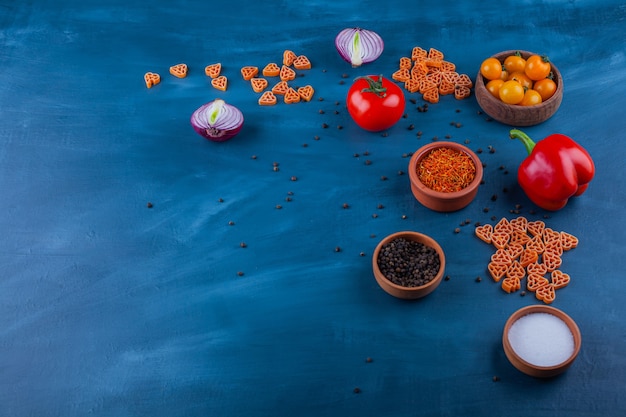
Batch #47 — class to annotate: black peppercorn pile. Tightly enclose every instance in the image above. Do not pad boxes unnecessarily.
[377,238,440,287]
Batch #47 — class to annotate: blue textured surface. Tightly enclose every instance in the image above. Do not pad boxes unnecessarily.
[1,1,625,416]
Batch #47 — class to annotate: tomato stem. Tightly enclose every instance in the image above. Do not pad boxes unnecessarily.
[354,75,387,97]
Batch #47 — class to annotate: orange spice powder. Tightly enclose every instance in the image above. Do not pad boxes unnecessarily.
[418,147,476,192]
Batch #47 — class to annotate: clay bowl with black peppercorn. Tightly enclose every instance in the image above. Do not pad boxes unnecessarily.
[475,50,563,126]
[372,231,446,299]
[408,141,483,212]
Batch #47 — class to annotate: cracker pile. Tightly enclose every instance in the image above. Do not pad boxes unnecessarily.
[475,217,578,304]
[391,46,473,103]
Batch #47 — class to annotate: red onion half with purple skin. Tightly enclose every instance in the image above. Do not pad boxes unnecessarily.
[335,27,384,68]
[190,99,244,142]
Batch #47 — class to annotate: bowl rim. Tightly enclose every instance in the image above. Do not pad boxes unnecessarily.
[475,49,563,112]
[408,141,483,201]
[372,230,446,292]
[502,305,582,374]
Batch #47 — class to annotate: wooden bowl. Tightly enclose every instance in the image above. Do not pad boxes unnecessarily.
[372,231,446,299]
[502,305,582,378]
[475,50,563,126]
[408,142,483,212]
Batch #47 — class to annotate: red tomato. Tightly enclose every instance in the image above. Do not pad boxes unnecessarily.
[347,75,406,132]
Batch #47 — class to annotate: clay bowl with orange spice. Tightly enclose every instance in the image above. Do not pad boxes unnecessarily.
[475,50,563,126]
[503,305,582,378]
[408,141,483,212]
[372,231,446,299]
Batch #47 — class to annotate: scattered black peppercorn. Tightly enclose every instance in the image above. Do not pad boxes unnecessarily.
[377,237,441,287]
[475,276,482,282]
[353,387,361,394]
[218,198,224,203]
[290,176,297,181]
[342,203,350,209]
[454,227,461,234]
[275,204,282,209]
[492,376,500,382]
[228,221,235,226]
[237,271,244,277]
[322,123,328,128]
[381,175,388,181]
[240,242,247,248]
[251,155,257,159]
[377,204,384,209]
[401,215,407,219]
[365,357,373,363]
[491,194,498,201]
[334,246,341,252]
[146,202,153,208]
[364,160,372,165]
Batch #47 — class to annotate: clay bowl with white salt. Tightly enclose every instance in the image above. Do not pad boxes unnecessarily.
[502,305,581,378]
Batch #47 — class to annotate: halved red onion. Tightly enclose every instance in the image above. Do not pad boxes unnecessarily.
[190,99,244,142]
[335,27,384,68]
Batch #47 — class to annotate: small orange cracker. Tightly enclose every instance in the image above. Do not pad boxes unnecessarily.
[454,85,471,100]
[519,248,539,268]
[392,68,411,83]
[438,79,456,95]
[474,224,493,244]
[494,218,513,234]
[536,283,556,304]
[399,57,412,69]
[526,220,546,237]
[543,227,562,246]
[258,91,277,106]
[560,231,579,251]
[527,273,550,292]
[506,260,526,280]
[262,63,281,77]
[411,61,429,78]
[422,86,439,104]
[419,77,438,94]
[551,270,571,289]
[144,72,160,88]
[297,85,314,102]
[251,77,268,93]
[526,234,545,254]
[488,261,509,282]
[491,248,512,265]
[204,63,221,78]
[404,78,420,93]
[283,50,297,66]
[271,81,290,95]
[427,47,444,61]
[526,261,548,276]
[440,61,456,72]
[426,72,443,87]
[543,250,563,272]
[169,63,188,78]
[411,46,428,61]
[279,65,296,81]
[510,216,528,233]
[545,240,563,257]
[509,230,531,247]
[491,231,510,250]
[211,75,228,91]
[506,243,524,261]
[284,87,301,104]
[501,276,521,293]
[424,58,443,69]
[455,73,473,88]
[241,66,259,81]
[442,71,460,85]
[293,55,311,70]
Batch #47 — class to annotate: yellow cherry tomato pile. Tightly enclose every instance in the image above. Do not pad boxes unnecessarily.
[480,52,556,106]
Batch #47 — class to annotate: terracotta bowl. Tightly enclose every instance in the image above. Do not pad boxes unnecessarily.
[475,50,563,126]
[502,305,582,378]
[372,231,446,299]
[408,141,483,212]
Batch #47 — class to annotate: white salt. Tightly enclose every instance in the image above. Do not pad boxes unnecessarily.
[507,312,575,367]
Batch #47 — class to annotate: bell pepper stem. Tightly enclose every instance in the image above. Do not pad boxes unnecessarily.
[510,129,536,155]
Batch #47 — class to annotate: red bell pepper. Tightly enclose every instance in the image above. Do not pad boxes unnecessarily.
[510,129,595,211]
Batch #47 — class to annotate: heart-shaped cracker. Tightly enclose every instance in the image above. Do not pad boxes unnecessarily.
[428,47,445,61]
[392,68,411,83]
[491,231,510,250]
[144,72,160,88]
[509,230,531,246]
[491,248,512,265]
[455,73,473,88]
[543,250,563,272]
[271,81,290,95]
[501,276,521,293]
[423,87,440,104]
[488,261,508,282]
[474,224,493,244]
[506,243,524,261]
[560,231,579,251]
[494,218,513,235]
[506,260,525,281]
[240,66,259,80]
[438,79,456,95]
[551,270,571,289]
[526,234,545,254]
[405,78,420,93]
[454,85,471,100]
[510,216,528,232]
[412,46,428,60]
[283,49,297,66]
[399,56,412,69]
[169,63,188,78]
[297,85,314,102]
[258,91,277,106]
[251,77,268,93]
[542,227,561,245]
[279,65,296,82]
[527,273,550,292]
[519,248,539,268]
[262,63,280,77]
[211,75,228,91]
[284,87,301,104]
[526,261,547,276]
[536,283,556,304]
[204,63,221,78]
[293,55,311,70]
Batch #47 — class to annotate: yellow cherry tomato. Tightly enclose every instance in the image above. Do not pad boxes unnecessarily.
[525,54,552,81]
[504,53,526,74]
[480,57,503,81]
[499,80,525,105]
[533,78,557,101]
[520,89,543,106]
[508,72,533,89]
[486,79,505,99]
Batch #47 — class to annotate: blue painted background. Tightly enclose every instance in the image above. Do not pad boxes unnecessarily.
[1,0,625,416]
